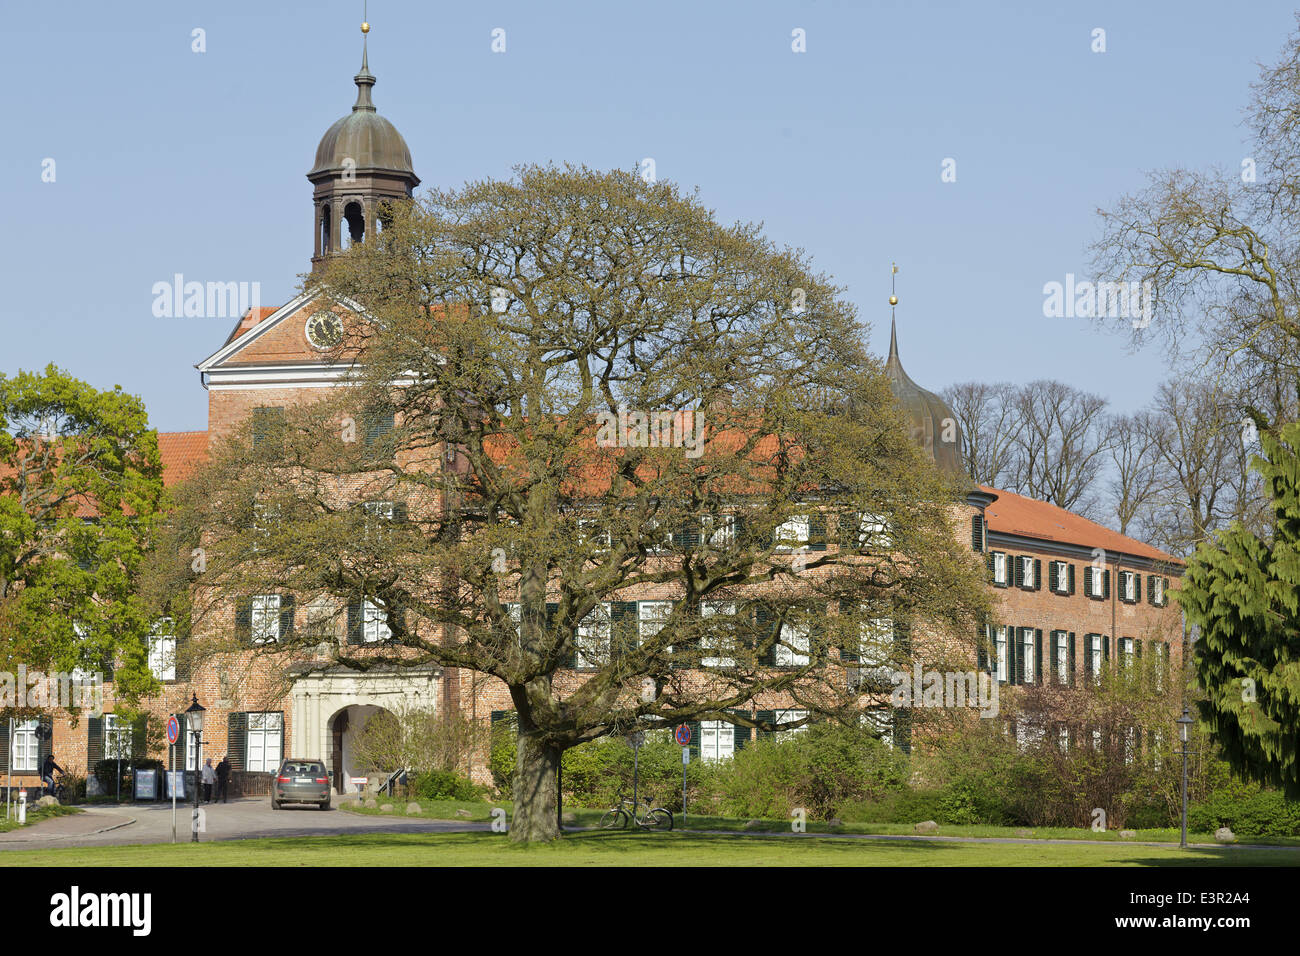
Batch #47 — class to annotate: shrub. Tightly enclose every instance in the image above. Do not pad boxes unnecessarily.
[1189,781,1300,837]
[410,770,482,802]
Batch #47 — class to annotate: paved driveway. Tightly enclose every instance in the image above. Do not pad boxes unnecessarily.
[0,799,486,851]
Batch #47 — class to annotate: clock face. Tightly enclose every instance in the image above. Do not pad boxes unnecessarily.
[305,312,344,349]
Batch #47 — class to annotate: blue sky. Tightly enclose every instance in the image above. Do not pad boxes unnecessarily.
[2,0,1294,432]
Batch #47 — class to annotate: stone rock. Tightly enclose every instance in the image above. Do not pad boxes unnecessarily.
[1215,827,1236,844]
[363,798,377,809]
[1014,828,1033,838]
[36,795,59,809]
[914,820,939,834]
[405,802,422,815]
[1119,830,1137,839]
[380,803,394,813]
[454,808,473,818]
[742,819,766,831]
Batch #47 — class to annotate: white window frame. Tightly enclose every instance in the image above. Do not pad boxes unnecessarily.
[638,601,673,648]
[995,626,1009,683]
[362,599,391,644]
[147,623,176,682]
[702,514,735,549]
[1091,728,1103,751]
[1053,561,1070,594]
[992,551,1009,586]
[861,616,894,673]
[577,517,611,552]
[1021,628,1035,684]
[774,620,810,667]
[1055,631,1068,684]
[1153,641,1166,692]
[251,594,282,644]
[699,720,735,762]
[576,603,612,668]
[11,719,38,772]
[861,708,893,748]
[700,601,737,667]
[104,713,132,760]
[1058,725,1070,753]
[856,512,891,548]
[1089,566,1105,598]
[774,708,809,736]
[1020,556,1035,589]
[1152,576,1166,606]
[246,712,283,773]
[774,513,810,552]
[1090,634,1103,683]
[1121,571,1137,602]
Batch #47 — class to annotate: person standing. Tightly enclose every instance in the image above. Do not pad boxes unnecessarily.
[202,757,216,803]
[215,754,231,803]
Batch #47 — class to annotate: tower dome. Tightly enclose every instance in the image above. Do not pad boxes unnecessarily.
[308,31,420,271]
[884,318,965,477]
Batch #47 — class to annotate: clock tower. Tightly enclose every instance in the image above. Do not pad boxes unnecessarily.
[307,24,420,272]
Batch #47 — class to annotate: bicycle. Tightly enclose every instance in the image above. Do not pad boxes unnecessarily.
[598,792,673,831]
[42,771,66,804]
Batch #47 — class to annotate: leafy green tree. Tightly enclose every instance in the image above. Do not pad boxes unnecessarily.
[165,165,989,842]
[1181,419,1300,798]
[0,365,166,706]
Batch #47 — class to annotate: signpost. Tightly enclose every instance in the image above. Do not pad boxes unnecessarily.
[675,724,692,821]
[166,715,180,843]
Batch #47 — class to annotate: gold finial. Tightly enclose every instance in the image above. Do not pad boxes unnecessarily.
[361,21,370,33]
[889,262,899,307]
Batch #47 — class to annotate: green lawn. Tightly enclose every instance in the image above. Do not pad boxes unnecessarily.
[339,801,1300,847]
[3,829,1297,866]
[0,805,81,834]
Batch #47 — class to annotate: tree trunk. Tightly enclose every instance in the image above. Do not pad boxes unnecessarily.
[511,727,561,843]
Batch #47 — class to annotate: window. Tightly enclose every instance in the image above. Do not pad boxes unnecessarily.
[1020,556,1036,589]
[362,599,391,643]
[855,512,891,548]
[1051,560,1071,594]
[251,502,280,551]
[1088,565,1106,598]
[774,514,809,551]
[702,514,735,549]
[991,551,1009,587]
[251,594,282,644]
[1091,728,1103,751]
[1124,726,1137,765]
[700,601,737,667]
[577,517,611,552]
[995,626,1009,683]
[638,601,673,647]
[861,617,895,673]
[1151,575,1168,607]
[1021,628,1036,684]
[246,712,283,772]
[148,621,176,682]
[774,708,809,736]
[1153,641,1167,692]
[104,714,132,760]
[1120,571,1139,603]
[774,620,810,667]
[699,721,735,762]
[576,604,612,668]
[11,719,38,772]
[862,708,893,747]
[1055,631,1069,684]
[1058,725,1070,753]
[1089,634,1103,683]
[1152,729,1165,771]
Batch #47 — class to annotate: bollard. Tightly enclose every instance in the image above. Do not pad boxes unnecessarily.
[17,788,27,825]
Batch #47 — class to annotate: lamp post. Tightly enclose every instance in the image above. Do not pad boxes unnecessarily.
[1177,705,1194,849]
[185,694,206,843]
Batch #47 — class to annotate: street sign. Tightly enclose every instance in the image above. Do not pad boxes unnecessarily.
[628,731,645,748]
[674,724,691,746]
[682,747,690,765]
[166,715,180,746]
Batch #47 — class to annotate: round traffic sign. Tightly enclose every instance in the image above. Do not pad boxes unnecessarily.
[675,724,691,746]
[166,715,180,745]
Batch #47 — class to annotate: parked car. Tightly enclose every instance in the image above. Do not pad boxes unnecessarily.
[271,759,331,810]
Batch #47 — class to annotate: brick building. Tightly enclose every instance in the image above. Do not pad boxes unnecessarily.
[2,36,1184,798]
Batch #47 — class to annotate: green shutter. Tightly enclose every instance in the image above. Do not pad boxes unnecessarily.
[1083,565,1093,597]
[0,720,9,773]
[807,512,827,551]
[1068,632,1076,687]
[728,710,751,752]
[756,606,777,666]
[392,501,408,523]
[1009,628,1021,685]
[611,602,638,660]
[279,594,295,640]
[1013,556,1024,589]
[1034,629,1043,682]
[346,600,363,644]
[1067,562,1076,595]
[1048,561,1058,592]
[971,514,984,552]
[893,708,912,754]
[755,710,775,742]
[1033,559,1042,591]
[36,716,53,771]
[1102,569,1110,600]
[87,716,104,771]
[235,598,252,642]
[227,713,248,772]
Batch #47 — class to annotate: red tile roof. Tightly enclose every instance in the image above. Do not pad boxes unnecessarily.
[980,485,1180,566]
[158,431,208,487]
